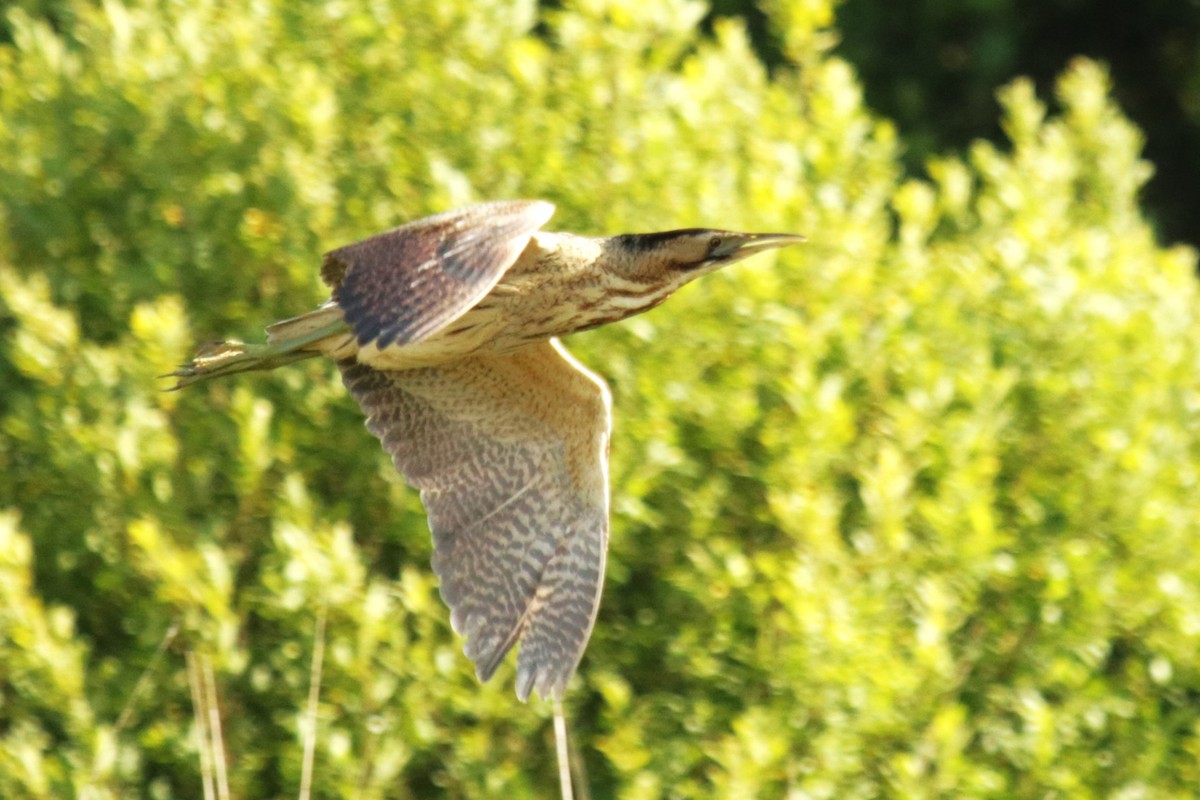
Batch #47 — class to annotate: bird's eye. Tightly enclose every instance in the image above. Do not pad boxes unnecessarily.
[708,236,723,251]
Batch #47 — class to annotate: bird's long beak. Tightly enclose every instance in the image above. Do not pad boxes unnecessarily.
[714,232,806,264]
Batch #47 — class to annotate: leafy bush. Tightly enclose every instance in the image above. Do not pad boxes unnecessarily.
[1,0,1198,797]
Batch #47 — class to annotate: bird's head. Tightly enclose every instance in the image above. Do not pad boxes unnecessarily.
[610,228,806,287]
[565,226,805,331]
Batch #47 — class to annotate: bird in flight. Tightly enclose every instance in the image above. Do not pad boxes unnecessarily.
[172,200,803,701]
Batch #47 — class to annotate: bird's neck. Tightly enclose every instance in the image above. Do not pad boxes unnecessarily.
[487,232,682,343]
[554,235,684,332]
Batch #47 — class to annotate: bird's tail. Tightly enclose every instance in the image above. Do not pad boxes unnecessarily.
[168,304,349,390]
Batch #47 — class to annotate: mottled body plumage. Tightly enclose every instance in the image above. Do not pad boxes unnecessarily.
[172,200,802,700]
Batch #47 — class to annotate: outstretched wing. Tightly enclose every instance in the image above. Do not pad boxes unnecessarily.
[324,200,556,349]
[339,339,612,701]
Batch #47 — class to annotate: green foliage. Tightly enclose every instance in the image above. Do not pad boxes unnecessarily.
[1,0,1198,797]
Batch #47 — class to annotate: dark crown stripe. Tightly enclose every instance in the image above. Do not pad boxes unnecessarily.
[614,229,709,251]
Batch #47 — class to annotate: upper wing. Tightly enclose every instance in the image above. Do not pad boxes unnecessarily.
[339,339,612,701]
[323,200,555,350]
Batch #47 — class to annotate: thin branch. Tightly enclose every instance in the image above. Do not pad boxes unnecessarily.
[186,653,216,800]
[84,620,181,792]
[201,655,231,800]
[115,620,180,731]
[300,605,328,800]
[553,700,574,800]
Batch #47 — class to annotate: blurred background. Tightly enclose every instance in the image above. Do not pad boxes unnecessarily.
[1,0,1199,798]
[722,0,1200,250]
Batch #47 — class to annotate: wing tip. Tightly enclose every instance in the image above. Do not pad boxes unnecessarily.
[514,662,569,703]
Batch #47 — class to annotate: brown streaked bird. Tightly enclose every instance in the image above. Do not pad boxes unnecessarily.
[171,200,803,701]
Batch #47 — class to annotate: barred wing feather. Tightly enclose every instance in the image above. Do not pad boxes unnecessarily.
[339,339,611,701]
